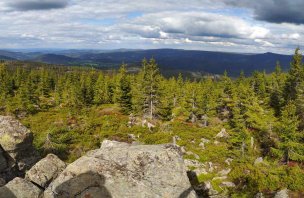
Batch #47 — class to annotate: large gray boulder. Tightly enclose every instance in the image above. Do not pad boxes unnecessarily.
[0,177,42,198]
[0,116,38,171]
[274,189,289,198]
[0,116,33,159]
[25,154,66,189]
[0,116,39,183]
[44,140,196,198]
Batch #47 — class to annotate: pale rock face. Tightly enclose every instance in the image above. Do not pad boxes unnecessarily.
[255,192,265,198]
[0,116,38,169]
[274,189,289,198]
[218,168,231,176]
[25,154,66,189]
[215,128,229,139]
[254,157,263,165]
[225,158,233,166]
[44,140,196,198]
[220,181,235,188]
[0,116,33,157]
[0,177,42,198]
[0,116,39,182]
[199,142,205,149]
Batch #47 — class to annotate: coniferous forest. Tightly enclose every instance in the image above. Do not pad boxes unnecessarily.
[0,49,304,196]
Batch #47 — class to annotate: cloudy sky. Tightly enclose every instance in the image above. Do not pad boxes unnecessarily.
[0,0,303,54]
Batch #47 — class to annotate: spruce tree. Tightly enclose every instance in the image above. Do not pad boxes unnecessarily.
[284,48,303,101]
[274,102,304,163]
[116,64,132,114]
[140,58,161,119]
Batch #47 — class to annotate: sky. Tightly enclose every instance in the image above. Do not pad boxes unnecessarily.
[0,0,303,54]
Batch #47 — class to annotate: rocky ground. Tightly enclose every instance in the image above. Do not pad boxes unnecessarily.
[0,116,292,198]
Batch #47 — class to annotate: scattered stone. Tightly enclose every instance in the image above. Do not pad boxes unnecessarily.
[254,157,263,165]
[218,168,231,176]
[274,189,289,198]
[175,135,181,141]
[208,162,214,172]
[25,154,66,189]
[255,192,265,198]
[194,153,200,160]
[215,128,229,138]
[184,159,205,169]
[193,168,208,175]
[44,140,196,198]
[203,181,219,196]
[214,140,220,145]
[173,135,181,143]
[220,181,236,188]
[147,122,155,131]
[199,138,210,150]
[0,177,42,198]
[201,138,210,143]
[225,158,233,166]
[141,119,156,131]
[212,176,227,181]
[186,151,195,156]
[180,146,186,154]
[190,113,197,123]
[199,142,205,149]
[127,134,137,141]
[127,114,136,127]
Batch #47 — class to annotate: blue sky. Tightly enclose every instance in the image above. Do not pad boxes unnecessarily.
[0,0,303,54]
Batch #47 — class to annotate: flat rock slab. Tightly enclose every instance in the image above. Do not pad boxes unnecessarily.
[0,177,42,198]
[44,140,196,198]
[25,154,66,189]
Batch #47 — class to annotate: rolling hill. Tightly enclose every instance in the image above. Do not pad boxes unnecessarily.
[0,49,293,77]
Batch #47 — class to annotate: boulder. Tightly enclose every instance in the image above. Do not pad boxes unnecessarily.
[203,181,219,196]
[218,168,231,176]
[220,181,235,188]
[201,138,210,143]
[44,140,196,198]
[25,154,66,189]
[215,128,229,139]
[0,116,38,171]
[254,157,263,165]
[255,192,265,198]
[0,116,33,160]
[0,177,42,198]
[225,158,233,166]
[274,189,289,198]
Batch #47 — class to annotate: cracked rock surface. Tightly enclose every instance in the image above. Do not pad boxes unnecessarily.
[44,140,196,198]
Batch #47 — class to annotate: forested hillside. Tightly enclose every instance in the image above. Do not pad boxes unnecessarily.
[0,49,293,77]
[0,49,303,196]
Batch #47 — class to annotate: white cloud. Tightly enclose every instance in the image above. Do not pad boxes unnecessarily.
[0,0,302,53]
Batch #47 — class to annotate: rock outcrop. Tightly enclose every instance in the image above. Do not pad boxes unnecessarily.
[0,116,39,183]
[44,140,196,198]
[25,154,66,189]
[274,189,289,198]
[0,117,199,197]
[0,177,42,198]
[0,116,33,160]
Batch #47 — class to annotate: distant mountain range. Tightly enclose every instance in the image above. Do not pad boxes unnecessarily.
[0,49,293,77]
